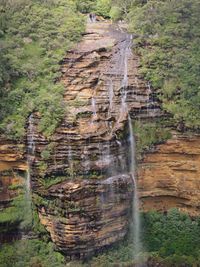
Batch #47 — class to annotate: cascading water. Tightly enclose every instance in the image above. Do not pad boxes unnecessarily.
[91,96,97,124]
[128,115,141,258]
[68,144,74,178]
[119,36,132,121]
[108,78,114,115]
[24,114,35,231]
[146,81,152,116]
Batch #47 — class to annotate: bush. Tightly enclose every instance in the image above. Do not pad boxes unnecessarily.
[133,119,171,155]
[109,6,123,21]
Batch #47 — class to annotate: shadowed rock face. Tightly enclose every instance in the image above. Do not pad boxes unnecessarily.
[0,139,26,208]
[0,139,26,243]
[39,175,133,259]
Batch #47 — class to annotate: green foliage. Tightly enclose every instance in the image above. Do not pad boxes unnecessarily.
[133,119,171,154]
[75,0,97,13]
[0,239,65,267]
[95,0,111,18]
[111,0,133,16]
[0,195,25,226]
[89,241,146,266]
[32,207,48,236]
[142,209,200,263]
[41,176,67,189]
[88,210,200,266]
[109,6,123,21]
[0,0,85,140]
[0,193,32,233]
[128,0,200,131]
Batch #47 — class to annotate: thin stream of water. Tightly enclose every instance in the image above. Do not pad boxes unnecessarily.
[128,116,141,258]
[24,114,36,231]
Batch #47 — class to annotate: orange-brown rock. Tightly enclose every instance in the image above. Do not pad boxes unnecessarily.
[38,175,133,259]
[0,138,26,208]
[0,139,26,243]
[138,133,200,216]
[29,22,145,258]
[0,139,26,172]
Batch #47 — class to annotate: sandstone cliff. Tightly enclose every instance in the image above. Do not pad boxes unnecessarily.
[26,21,160,258]
[0,139,26,242]
[139,132,200,216]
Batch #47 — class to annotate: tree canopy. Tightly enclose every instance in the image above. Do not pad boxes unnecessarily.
[0,0,85,139]
[128,0,200,130]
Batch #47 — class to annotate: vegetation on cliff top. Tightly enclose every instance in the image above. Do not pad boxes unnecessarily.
[0,0,85,140]
[128,0,200,131]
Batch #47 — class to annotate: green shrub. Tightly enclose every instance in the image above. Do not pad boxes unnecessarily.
[95,0,111,18]
[109,6,123,21]
[133,119,171,155]
[0,239,65,267]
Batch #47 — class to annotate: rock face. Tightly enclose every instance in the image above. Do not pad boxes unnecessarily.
[28,21,159,258]
[138,133,200,216]
[39,175,133,259]
[0,138,26,209]
[0,139,26,243]
[0,139,26,172]
[30,22,150,258]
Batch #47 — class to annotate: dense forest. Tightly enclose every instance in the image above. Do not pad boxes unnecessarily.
[0,0,200,266]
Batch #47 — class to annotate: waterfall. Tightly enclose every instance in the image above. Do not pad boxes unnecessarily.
[88,13,96,23]
[128,115,141,258]
[146,81,152,116]
[83,145,90,175]
[24,114,35,231]
[92,97,97,116]
[119,36,132,121]
[68,145,74,178]
[91,96,97,123]
[108,78,114,115]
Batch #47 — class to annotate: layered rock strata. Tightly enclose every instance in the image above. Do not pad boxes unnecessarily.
[39,175,133,259]
[0,139,26,242]
[29,22,159,257]
[138,133,200,216]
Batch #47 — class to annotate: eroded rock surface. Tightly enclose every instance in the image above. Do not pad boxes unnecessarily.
[39,175,133,259]
[0,139,26,242]
[31,22,147,258]
[138,133,200,216]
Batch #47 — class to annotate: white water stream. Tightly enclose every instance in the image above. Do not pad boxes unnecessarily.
[24,114,36,230]
[128,115,141,258]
